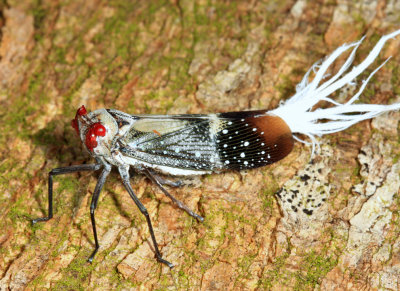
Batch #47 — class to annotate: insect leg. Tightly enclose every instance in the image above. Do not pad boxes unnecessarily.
[119,166,174,268]
[143,168,204,222]
[88,166,111,263]
[32,164,102,224]
[146,170,183,187]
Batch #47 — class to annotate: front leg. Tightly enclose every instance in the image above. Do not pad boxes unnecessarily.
[87,165,111,262]
[119,166,174,268]
[32,164,102,224]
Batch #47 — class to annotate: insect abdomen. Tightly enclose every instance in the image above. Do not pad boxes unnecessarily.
[216,111,294,170]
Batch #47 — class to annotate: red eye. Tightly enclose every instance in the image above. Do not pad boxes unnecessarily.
[85,122,106,151]
[85,131,98,151]
[92,123,106,136]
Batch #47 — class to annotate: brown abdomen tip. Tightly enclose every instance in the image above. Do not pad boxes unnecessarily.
[216,111,294,170]
[250,114,294,164]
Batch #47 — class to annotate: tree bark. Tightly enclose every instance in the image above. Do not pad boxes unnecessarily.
[1,0,400,290]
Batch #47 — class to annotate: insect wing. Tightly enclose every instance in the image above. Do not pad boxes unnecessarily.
[108,109,294,172]
[118,116,223,171]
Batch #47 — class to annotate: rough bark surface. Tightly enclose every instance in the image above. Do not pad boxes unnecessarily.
[0,0,400,290]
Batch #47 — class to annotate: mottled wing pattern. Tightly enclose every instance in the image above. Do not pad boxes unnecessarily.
[118,115,223,171]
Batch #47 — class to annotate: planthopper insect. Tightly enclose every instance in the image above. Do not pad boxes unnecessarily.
[33,30,400,267]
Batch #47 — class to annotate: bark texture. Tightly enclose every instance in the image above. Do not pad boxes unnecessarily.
[0,0,400,290]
